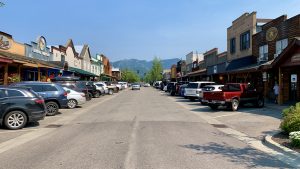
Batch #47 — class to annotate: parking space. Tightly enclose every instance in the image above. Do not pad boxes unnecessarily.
[159,90,284,140]
[0,92,120,144]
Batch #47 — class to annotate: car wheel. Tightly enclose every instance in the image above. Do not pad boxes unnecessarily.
[94,91,100,98]
[88,92,93,99]
[108,89,113,95]
[231,99,239,111]
[4,111,27,130]
[46,101,59,116]
[256,97,264,108]
[209,105,218,110]
[67,99,77,109]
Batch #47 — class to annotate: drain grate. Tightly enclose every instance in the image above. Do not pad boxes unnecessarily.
[45,124,62,128]
[211,124,228,128]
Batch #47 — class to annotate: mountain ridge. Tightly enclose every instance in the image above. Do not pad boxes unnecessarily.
[112,58,180,77]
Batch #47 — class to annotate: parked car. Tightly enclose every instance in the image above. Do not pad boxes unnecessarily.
[132,83,141,90]
[154,81,162,89]
[144,83,151,87]
[105,82,119,93]
[163,85,168,92]
[184,81,215,101]
[0,87,46,130]
[179,84,188,96]
[202,83,264,111]
[118,82,128,89]
[63,87,86,109]
[94,82,114,95]
[51,76,92,101]
[166,82,176,93]
[83,81,101,98]
[10,82,68,116]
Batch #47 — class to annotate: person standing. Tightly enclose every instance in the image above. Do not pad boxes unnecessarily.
[273,82,279,104]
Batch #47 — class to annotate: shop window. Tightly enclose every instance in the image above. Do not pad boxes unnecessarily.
[259,45,268,62]
[275,38,288,57]
[230,38,236,54]
[7,89,25,97]
[240,31,250,51]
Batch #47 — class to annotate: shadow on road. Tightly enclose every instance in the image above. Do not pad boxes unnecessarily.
[180,142,290,168]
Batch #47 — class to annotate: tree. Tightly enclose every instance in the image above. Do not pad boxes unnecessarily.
[145,57,163,83]
[121,69,140,83]
[0,2,5,7]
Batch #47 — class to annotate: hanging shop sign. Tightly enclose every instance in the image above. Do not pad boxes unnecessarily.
[266,27,278,42]
[0,35,11,50]
[32,36,50,56]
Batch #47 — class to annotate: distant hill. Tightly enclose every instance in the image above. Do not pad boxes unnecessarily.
[112,58,180,77]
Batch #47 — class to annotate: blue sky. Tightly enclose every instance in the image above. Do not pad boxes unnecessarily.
[0,0,299,61]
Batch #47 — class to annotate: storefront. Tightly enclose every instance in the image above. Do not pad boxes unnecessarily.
[262,38,300,104]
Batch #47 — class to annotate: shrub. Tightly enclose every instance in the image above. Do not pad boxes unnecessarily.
[280,103,300,134]
[289,131,300,147]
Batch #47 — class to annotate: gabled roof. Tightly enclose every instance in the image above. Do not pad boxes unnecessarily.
[271,37,300,68]
[75,45,91,59]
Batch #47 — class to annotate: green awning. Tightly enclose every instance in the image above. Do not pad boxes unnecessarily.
[69,67,98,77]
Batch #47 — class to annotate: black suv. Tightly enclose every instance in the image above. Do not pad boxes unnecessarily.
[0,87,46,130]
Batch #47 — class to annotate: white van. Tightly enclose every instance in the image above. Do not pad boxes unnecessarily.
[184,81,215,101]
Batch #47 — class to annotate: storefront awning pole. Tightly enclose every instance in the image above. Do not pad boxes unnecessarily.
[4,63,8,85]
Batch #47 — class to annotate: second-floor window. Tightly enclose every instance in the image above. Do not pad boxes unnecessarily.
[275,38,288,57]
[259,45,268,61]
[240,31,250,51]
[230,38,236,54]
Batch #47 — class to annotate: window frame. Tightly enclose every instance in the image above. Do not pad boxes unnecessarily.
[230,38,236,54]
[240,30,250,51]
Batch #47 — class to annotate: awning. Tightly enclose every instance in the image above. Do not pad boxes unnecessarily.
[69,67,98,77]
[185,69,206,77]
[23,63,38,68]
[0,57,13,63]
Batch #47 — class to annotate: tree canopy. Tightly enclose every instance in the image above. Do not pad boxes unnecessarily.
[121,69,140,83]
[144,57,163,83]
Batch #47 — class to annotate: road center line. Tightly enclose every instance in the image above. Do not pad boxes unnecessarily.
[124,116,139,169]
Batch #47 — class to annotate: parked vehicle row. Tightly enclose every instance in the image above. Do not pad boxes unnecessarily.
[0,77,129,130]
[155,81,265,111]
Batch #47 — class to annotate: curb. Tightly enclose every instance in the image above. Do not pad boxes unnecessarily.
[264,132,300,158]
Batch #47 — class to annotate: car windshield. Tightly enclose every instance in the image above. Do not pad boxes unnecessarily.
[223,84,241,91]
[187,83,198,88]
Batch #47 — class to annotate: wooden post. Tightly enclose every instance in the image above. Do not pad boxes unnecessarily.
[278,67,283,105]
[3,63,8,85]
[18,64,21,82]
[38,67,41,81]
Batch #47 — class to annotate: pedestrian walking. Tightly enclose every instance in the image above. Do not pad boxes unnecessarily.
[273,82,279,104]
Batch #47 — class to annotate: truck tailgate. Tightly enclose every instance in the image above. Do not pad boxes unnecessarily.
[203,91,224,101]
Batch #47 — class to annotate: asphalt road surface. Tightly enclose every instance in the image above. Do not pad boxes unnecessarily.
[0,88,291,169]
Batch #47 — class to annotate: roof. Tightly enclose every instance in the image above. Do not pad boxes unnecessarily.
[74,45,83,55]
[69,67,98,77]
[226,56,256,71]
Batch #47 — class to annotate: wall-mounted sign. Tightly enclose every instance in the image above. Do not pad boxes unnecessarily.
[266,27,278,42]
[213,65,217,74]
[263,72,267,81]
[37,36,46,51]
[291,74,297,83]
[0,35,11,50]
[291,54,300,62]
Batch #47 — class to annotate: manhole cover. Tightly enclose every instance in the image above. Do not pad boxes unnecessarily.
[211,124,228,128]
[45,124,62,128]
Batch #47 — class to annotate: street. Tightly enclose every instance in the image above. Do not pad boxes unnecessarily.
[0,88,291,169]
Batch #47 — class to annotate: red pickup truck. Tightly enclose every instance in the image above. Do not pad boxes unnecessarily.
[202,83,264,111]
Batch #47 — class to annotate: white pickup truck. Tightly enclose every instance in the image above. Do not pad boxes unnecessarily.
[184,81,215,101]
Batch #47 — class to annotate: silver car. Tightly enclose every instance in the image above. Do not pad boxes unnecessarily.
[63,87,86,109]
[132,83,141,90]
